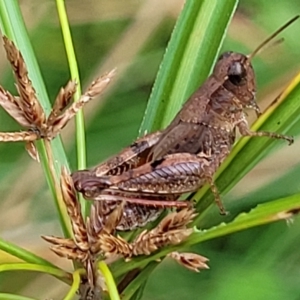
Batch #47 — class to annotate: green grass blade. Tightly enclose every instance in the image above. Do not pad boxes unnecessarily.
[55,0,89,217]
[63,269,84,300]
[139,0,238,133]
[98,261,121,300]
[114,192,300,278]
[188,193,300,245]
[0,0,71,236]
[0,263,70,281]
[0,238,55,267]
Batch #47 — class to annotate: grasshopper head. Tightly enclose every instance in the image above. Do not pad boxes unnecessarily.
[212,51,260,115]
[212,16,300,116]
[72,170,111,200]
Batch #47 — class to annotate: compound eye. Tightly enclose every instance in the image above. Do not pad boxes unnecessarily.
[228,61,246,86]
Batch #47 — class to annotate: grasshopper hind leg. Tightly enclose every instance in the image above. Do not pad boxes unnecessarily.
[206,176,228,215]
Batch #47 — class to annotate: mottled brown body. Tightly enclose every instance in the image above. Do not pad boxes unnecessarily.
[72,49,293,231]
[73,132,168,231]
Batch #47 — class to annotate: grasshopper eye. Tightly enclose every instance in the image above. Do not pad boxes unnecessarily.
[228,61,246,86]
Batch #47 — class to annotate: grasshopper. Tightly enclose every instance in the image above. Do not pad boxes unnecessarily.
[72,16,297,229]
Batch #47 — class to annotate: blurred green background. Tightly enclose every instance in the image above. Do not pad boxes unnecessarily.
[1,0,300,299]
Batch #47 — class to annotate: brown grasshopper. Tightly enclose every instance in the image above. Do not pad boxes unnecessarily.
[72,16,297,229]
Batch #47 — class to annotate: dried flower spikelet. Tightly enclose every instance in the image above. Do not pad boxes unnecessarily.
[131,230,160,256]
[84,69,116,98]
[86,216,97,245]
[0,87,31,127]
[96,233,132,257]
[87,202,109,239]
[61,167,88,251]
[85,258,99,289]
[25,141,40,161]
[101,201,124,234]
[42,235,89,262]
[163,228,193,245]
[131,208,196,256]
[167,252,209,272]
[0,86,41,147]
[86,203,107,248]
[87,201,123,251]
[3,36,46,127]
[42,235,77,248]
[50,245,89,262]
[47,80,77,125]
[156,207,197,233]
[51,69,116,137]
[0,131,38,142]
[132,227,193,256]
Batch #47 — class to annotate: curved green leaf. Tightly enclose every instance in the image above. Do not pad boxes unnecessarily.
[139,0,238,133]
[0,238,55,267]
[0,263,71,282]
[114,192,300,278]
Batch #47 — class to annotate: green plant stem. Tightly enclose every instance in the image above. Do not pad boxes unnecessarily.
[55,0,88,217]
[63,269,85,300]
[0,263,71,283]
[0,238,55,267]
[98,261,120,300]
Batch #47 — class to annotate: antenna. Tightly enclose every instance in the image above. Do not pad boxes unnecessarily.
[247,15,299,61]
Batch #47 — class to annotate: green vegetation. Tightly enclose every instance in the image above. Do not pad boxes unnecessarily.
[0,0,300,299]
